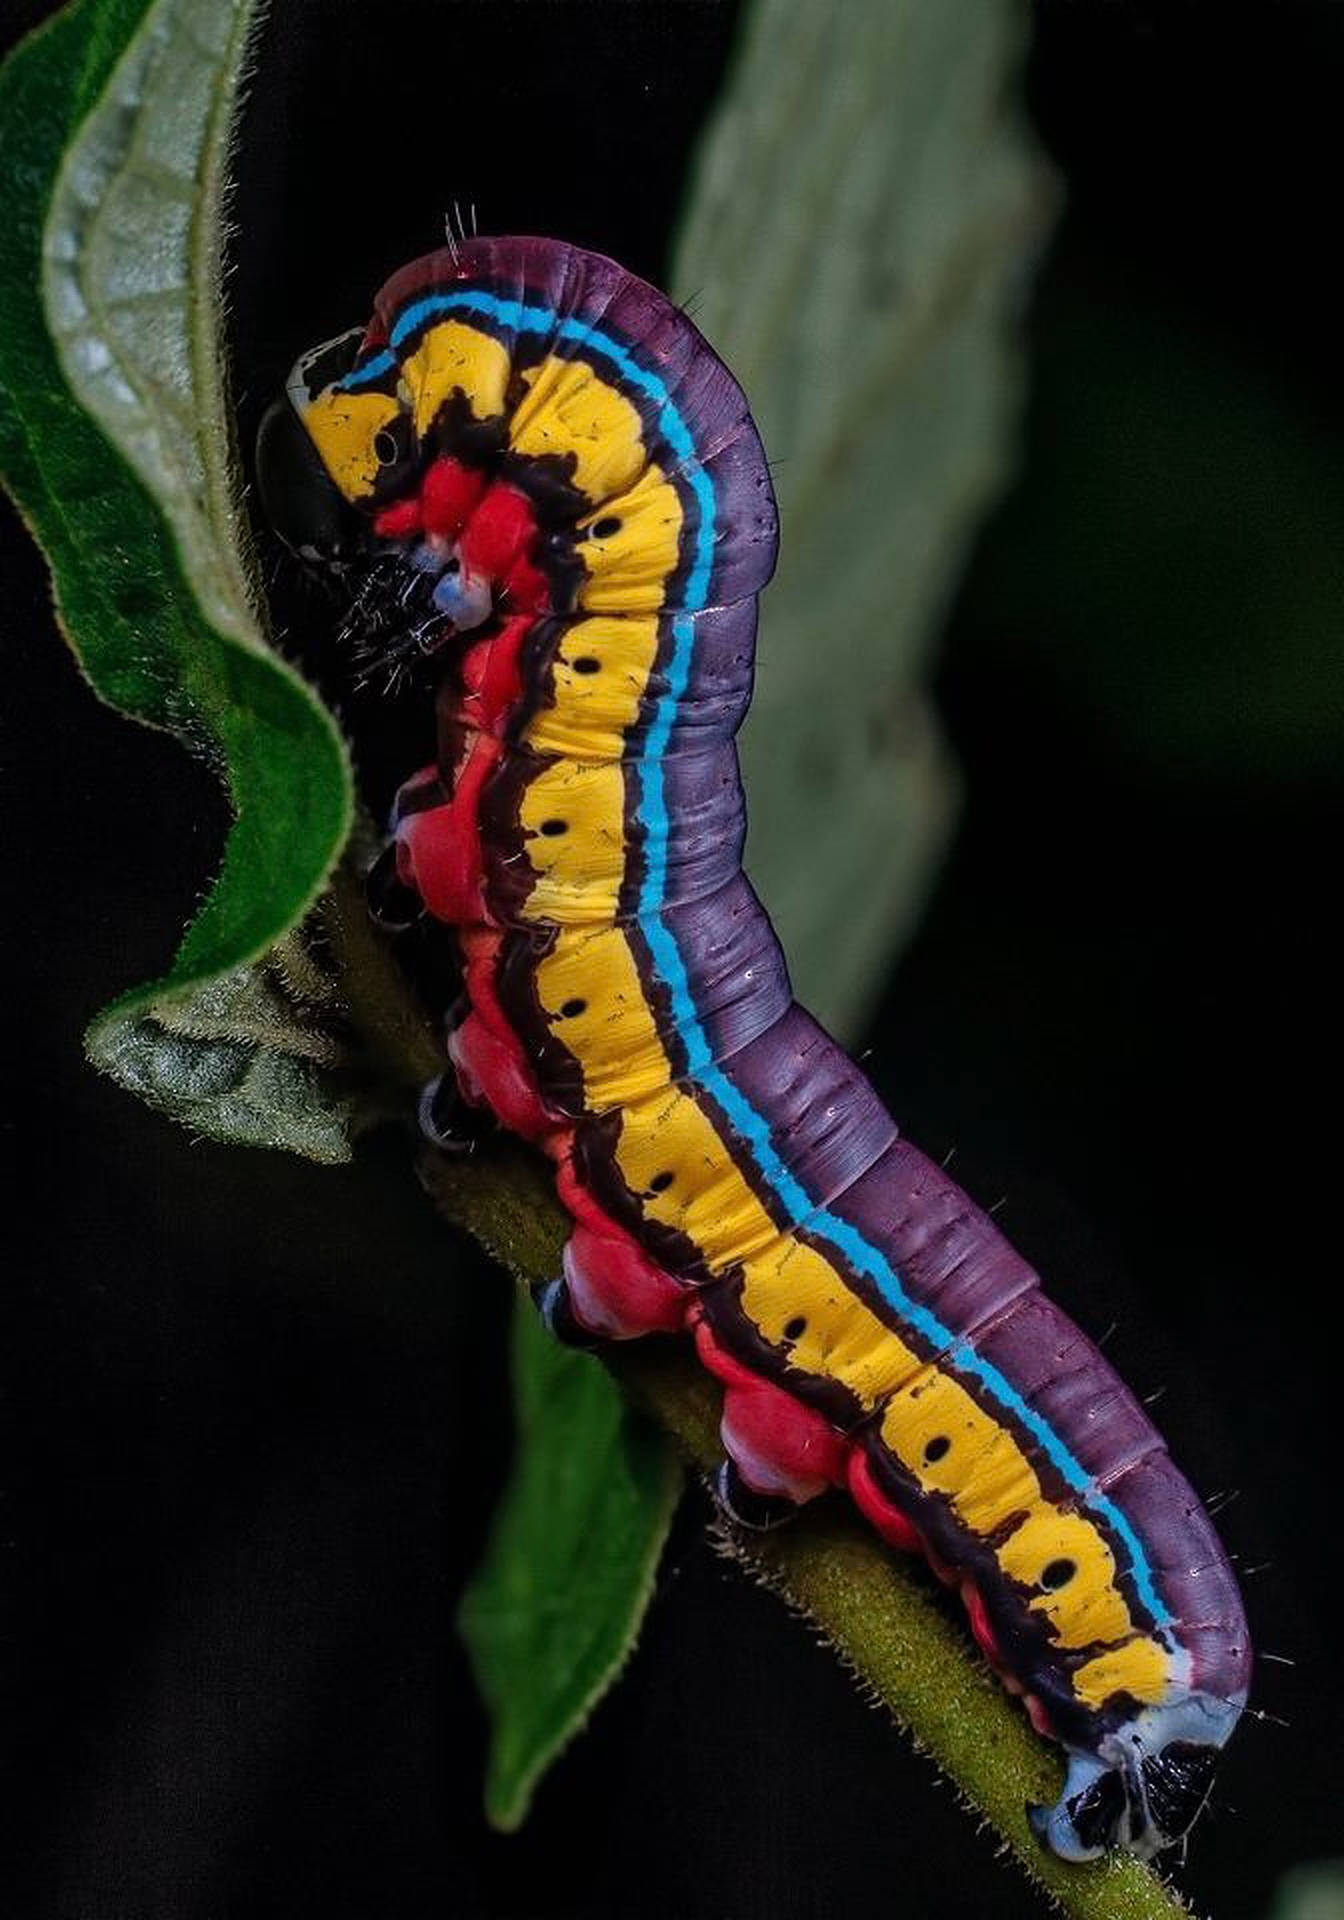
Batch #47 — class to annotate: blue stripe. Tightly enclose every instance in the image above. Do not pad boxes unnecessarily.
[343,347,395,386]
[357,285,1171,1629]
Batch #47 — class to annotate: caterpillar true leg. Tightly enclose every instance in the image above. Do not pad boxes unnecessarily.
[417,1069,496,1154]
[712,1459,800,1532]
[530,1277,599,1350]
[364,839,425,932]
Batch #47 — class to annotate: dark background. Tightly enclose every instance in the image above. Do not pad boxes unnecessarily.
[5,2,1342,1915]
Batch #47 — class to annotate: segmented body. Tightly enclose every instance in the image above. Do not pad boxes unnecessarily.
[272,236,1250,1859]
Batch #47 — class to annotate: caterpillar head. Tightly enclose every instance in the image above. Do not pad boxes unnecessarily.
[1027,1694,1238,1861]
[256,329,527,685]
[255,328,381,566]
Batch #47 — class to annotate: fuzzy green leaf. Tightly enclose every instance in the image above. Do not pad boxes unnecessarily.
[673,0,1054,1037]
[458,1298,682,1832]
[90,925,354,1162]
[0,0,353,1157]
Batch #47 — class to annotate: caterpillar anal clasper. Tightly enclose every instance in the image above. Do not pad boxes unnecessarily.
[257,236,1250,1863]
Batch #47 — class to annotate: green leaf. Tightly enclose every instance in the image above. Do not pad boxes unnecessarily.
[673,0,1054,1037]
[458,1298,682,1832]
[0,0,353,1156]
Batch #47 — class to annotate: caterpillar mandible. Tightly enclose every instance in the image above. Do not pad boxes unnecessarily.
[255,235,1250,1863]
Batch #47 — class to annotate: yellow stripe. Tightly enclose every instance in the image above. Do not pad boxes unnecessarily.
[299,387,399,503]
[999,1510,1133,1650]
[575,468,683,613]
[516,759,627,924]
[401,319,510,440]
[740,1236,923,1406]
[1074,1637,1170,1710]
[533,925,674,1108]
[521,615,661,761]
[612,1084,783,1263]
[510,356,647,502]
[881,1368,1041,1533]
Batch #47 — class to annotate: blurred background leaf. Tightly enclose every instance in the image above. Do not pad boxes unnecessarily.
[1269,1864,1344,1920]
[675,0,1053,1037]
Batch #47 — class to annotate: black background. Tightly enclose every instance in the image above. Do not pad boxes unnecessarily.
[5,3,1342,1915]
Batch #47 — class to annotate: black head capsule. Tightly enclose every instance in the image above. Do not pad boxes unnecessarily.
[255,397,368,567]
[255,334,478,692]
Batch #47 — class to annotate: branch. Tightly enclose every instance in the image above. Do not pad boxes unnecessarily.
[326,865,1193,1920]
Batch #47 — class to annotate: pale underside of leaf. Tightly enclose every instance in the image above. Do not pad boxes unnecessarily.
[1268,1861,1344,1920]
[42,0,259,648]
[673,0,1056,1038]
[84,921,356,1162]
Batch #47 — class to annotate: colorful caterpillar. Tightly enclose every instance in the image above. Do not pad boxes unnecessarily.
[256,235,1250,1862]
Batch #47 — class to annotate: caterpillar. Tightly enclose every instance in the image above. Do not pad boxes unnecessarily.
[256,234,1250,1863]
